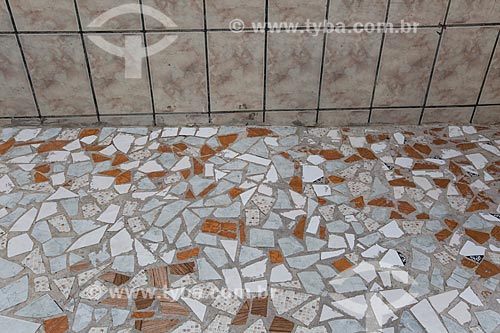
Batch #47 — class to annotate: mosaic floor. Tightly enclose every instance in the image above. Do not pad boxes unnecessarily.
[0,125,499,333]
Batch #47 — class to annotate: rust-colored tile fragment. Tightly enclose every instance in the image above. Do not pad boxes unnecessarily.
[433,178,451,189]
[240,221,246,243]
[270,250,284,264]
[38,141,70,153]
[319,226,327,240]
[100,272,131,286]
[134,319,180,332]
[100,289,129,307]
[100,169,122,177]
[457,142,477,151]
[333,257,353,272]
[433,138,448,145]
[35,164,50,173]
[229,187,245,198]
[193,158,204,175]
[449,161,463,176]
[218,133,238,148]
[202,219,221,233]
[181,169,191,179]
[445,219,458,230]
[251,296,268,317]
[147,267,169,288]
[491,226,500,241]
[368,197,394,208]
[116,170,131,185]
[413,143,432,155]
[135,292,155,310]
[69,261,91,273]
[159,297,190,316]
[404,145,424,159]
[270,316,294,333]
[289,176,303,193]
[184,189,195,199]
[169,262,195,275]
[112,153,129,166]
[345,154,363,163]
[200,144,216,161]
[388,178,416,187]
[172,142,188,152]
[456,183,473,197]
[317,197,327,205]
[390,211,404,219]
[293,216,306,240]
[92,153,111,163]
[79,128,100,138]
[366,134,389,144]
[328,175,345,184]
[319,149,344,160]
[0,139,15,155]
[232,300,250,325]
[462,258,478,268]
[357,147,377,160]
[398,201,416,214]
[413,162,440,170]
[34,172,49,183]
[43,315,69,333]
[416,213,430,220]
[132,312,155,319]
[147,171,168,179]
[465,229,490,244]
[435,229,452,241]
[199,183,216,197]
[351,196,365,208]
[158,145,172,153]
[247,127,273,137]
[176,248,200,261]
[476,260,500,278]
[219,231,237,239]
[466,197,489,212]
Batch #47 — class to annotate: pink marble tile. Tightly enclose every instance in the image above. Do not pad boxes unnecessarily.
[10,0,77,31]
[0,1,12,31]
[148,32,208,113]
[101,114,154,126]
[268,0,327,26]
[77,0,141,31]
[211,111,263,125]
[266,33,323,110]
[388,0,448,26]
[374,29,438,107]
[21,35,95,116]
[371,108,421,125]
[329,0,388,26]
[473,106,500,124]
[480,44,500,104]
[317,110,370,126]
[208,32,264,112]
[206,0,265,30]
[265,110,316,126]
[157,113,209,125]
[143,0,204,30]
[448,0,500,24]
[85,34,152,115]
[421,107,474,124]
[0,36,38,117]
[320,32,381,108]
[427,27,498,106]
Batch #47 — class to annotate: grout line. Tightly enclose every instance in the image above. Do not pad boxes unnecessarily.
[470,29,500,123]
[202,0,212,123]
[315,0,331,124]
[73,0,100,122]
[418,0,452,125]
[262,0,269,123]
[4,0,42,120]
[368,0,391,123]
[138,0,157,126]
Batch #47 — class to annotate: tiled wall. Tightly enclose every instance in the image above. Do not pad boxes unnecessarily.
[0,0,499,126]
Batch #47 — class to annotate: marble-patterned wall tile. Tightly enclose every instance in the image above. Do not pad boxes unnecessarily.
[0,1,12,31]
[320,32,381,108]
[371,108,421,124]
[148,32,208,113]
[206,0,265,29]
[211,111,263,125]
[388,0,448,25]
[427,27,498,106]
[43,116,98,125]
[480,43,500,104]
[329,0,388,26]
[85,34,152,115]
[473,106,500,124]
[448,0,500,24]
[265,110,316,126]
[422,107,474,124]
[10,0,77,31]
[266,33,323,110]
[318,110,370,126]
[208,32,264,112]
[101,115,154,126]
[268,0,327,26]
[157,113,209,125]
[143,0,204,30]
[21,34,95,116]
[0,35,37,117]
[374,29,438,107]
[77,0,141,31]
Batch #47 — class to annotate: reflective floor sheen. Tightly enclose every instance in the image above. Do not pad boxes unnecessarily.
[0,125,499,333]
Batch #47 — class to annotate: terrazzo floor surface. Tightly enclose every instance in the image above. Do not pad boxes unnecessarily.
[0,125,499,333]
